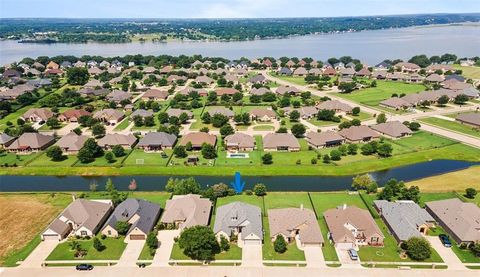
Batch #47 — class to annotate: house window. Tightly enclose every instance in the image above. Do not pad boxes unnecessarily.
[371,237,378,243]
[80,231,87,236]
[108,230,111,235]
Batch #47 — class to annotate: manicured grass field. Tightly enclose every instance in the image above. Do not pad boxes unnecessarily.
[75,151,130,167]
[453,65,480,79]
[47,236,127,260]
[138,243,154,260]
[83,191,171,208]
[28,153,78,167]
[123,149,172,166]
[270,73,307,86]
[0,152,40,166]
[263,192,313,210]
[333,81,425,106]
[451,243,480,263]
[0,193,72,267]
[113,118,131,131]
[170,242,242,260]
[252,125,275,131]
[419,117,480,138]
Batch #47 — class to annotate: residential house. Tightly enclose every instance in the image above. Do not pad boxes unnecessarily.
[46,61,59,70]
[41,199,112,241]
[142,89,169,101]
[268,207,324,247]
[215,87,239,96]
[276,85,300,95]
[179,132,217,150]
[195,76,214,85]
[137,132,177,151]
[324,205,384,249]
[7,133,55,154]
[316,100,353,114]
[166,109,194,119]
[208,107,235,118]
[379,97,413,110]
[425,198,480,245]
[456,113,480,128]
[27,78,52,87]
[394,62,420,73]
[278,67,293,76]
[374,200,435,244]
[293,67,308,77]
[370,121,413,139]
[425,74,444,83]
[0,133,15,148]
[340,67,355,77]
[306,131,345,148]
[58,109,91,123]
[250,87,271,96]
[21,108,54,122]
[160,194,212,229]
[44,68,63,76]
[101,199,161,241]
[249,108,277,122]
[130,109,154,119]
[356,67,371,77]
[107,90,131,103]
[55,132,88,154]
[0,84,35,100]
[263,133,300,152]
[78,88,110,97]
[93,109,125,125]
[282,106,318,119]
[97,133,137,149]
[322,67,337,76]
[386,72,406,81]
[338,125,380,143]
[224,133,255,152]
[248,74,267,85]
[84,79,104,89]
[214,202,263,246]
[426,64,454,74]
[88,67,104,76]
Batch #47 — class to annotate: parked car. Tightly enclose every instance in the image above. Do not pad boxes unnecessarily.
[348,249,358,260]
[138,263,146,268]
[76,264,93,271]
[439,234,452,247]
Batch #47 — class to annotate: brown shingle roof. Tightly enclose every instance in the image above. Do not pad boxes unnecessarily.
[370,121,413,138]
[179,132,217,148]
[268,208,324,244]
[338,125,380,141]
[161,194,212,229]
[263,133,300,149]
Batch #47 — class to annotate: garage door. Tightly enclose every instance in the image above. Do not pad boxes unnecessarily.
[43,234,59,240]
[243,239,261,245]
[130,234,146,240]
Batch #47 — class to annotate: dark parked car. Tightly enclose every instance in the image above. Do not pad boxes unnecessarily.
[439,234,452,247]
[348,248,359,260]
[76,264,93,271]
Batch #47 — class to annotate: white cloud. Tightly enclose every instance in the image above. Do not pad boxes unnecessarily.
[198,0,287,18]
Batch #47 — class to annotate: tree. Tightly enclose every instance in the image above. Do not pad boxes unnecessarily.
[133,115,143,127]
[165,177,201,195]
[437,95,449,106]
[179,113,189,124]
[352,107,360,116]
[115,221,130,235]
[201,143,217,159]
[274,235,287,253]
[146,231,158,250]
[330,149,342,161]
[158,112,169,124]
[338,82,356,93]
[77,147,95,163]
[289,110,300,122]
[351,174,377,191]
[211,113,229,128]
[291,123,306,138]
[46,146,64,161]
[92,123,106,138]
[173,146,188,158]
[67,67,89,85]
[465,188,477,199]
[201,112,211,124]
[253,183,267,196]
[347,143,358,155]
[220,124,235,137]
[262,153,273,165]
[46,117,61,129]
[361,143,376,155]
[408,55,431,68]
[323,154,331,163]
[219,235,230,252]
[405,237,431,261]
[407,122,421,131]
[211,183,230,198]
[89,181,98,192]
[471,243,480,257]
[93,237,105,251]
[177,226,220,261]
[112,145,126,157]
[454,94,469,105]
[377,143,393,157]
[144,116,155,127]
[105,151,115,163]
[376,113,387,124]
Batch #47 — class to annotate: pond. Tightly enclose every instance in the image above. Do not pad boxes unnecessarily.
[0,160,477,192]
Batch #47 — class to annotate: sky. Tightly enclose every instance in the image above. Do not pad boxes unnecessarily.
[1,0,479,18]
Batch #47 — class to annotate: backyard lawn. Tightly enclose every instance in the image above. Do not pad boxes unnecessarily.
[419,117,480,138]
[123,149,172,166]
[263,192,313,210]
[0,193,72,266]
[270,73,307,86]
[47,236,127,260]
[28,153,78,167]
[453,65,480,79]
[0,152,40,166]
[333,80,425,106]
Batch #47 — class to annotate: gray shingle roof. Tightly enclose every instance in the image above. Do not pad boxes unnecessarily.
[214,201,262,240]
[137,132,177,148]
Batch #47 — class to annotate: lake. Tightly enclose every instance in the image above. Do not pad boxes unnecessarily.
[1,24,479,65]
[0,160,477,192]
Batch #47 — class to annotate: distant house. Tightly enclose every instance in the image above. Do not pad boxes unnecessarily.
[58,109,91,123]
[426,64,454,74]
[425,74,444,83]
[208,107,235,118]
[338,125,380,143]
[215,87,239,96]
[386,72,405,81]
[340,67,355,77]
[55,132,89,154]
[137,132,177,151]
[195,76,214,85]
[356,67,371,77]
[160,194,212,230]
[106,90,131,103]
[41,199,112,241]
[276,85,300,95]
[306,131,345,148]
[84,79,104,89]
[214,202,263,246]
[78,88,110,97]
[167,109,194,119]
[179,132,217,150]
[379,97,412,111]
[250,87,271,96]
[0,133,15,148]
[316,100,353,114]
[263,133,300,152]
[97,133,137,149]
[88,67,104,75]
[322,67,337,76]
[425,198,480,245]
[456,113,480,128]
[224,133,255,152]
[394,62,420,73]
[268,207,324,247]
[130,109,154,119]
[101,199,161,241]
[249,108,277,122]
[21,108,54,122]
[278,67,293,76]
[142,89,169,101]
[46,61,59,70]
[0,84,35,100]
[2,69,21,80]
[93,109,125,125]
[282,106,318,119]
[7,133,55,154]
[370,121,413,139]
[374,200,435,244]
[324,205,384,249]
[293,67,308,76]
[248,74,267,85]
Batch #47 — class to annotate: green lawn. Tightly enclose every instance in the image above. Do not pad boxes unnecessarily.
[83,191,171,208]
[453,65,480,79]
[75,151,131,167]
[252,125,275,131]
[28,153,78,167]
[262,217,305,261]
[216,148,262,166]
[0,152,40,166]
[451,243,480,263]
[113,118,131,131]
[47,236,127,260]
[264,192,313,210]
[419,117,480,138]
[123,149,172,166]
[170,242,242,260]
[333,80,425,106]
[270,73,307,86]
[138,243,154,260]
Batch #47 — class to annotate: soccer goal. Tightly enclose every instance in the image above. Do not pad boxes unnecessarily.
[136,159,145,165]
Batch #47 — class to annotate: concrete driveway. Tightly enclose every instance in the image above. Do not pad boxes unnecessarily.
[336,248,361,268]
[303,245,326,268]
[151,230,179,266]
[425,236,465,270]
[19,240,58,268]
[241,244,262,267]
[116,240,145,267]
